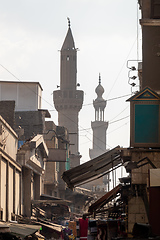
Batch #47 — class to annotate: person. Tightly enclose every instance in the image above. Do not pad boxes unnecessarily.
[79,215,88,240]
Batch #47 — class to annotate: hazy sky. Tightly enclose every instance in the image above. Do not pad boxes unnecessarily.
[0,0,142,164]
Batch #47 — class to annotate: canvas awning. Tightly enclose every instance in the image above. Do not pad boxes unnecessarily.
[62,146,121,189]
[7,223,41,238]
[88,184,122,214]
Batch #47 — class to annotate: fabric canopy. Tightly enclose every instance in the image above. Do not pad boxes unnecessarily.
[62,146,121,189]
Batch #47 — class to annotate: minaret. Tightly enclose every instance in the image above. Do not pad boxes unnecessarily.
[53,19,84,168]
[88,74,109,192]
[89,74,108,159]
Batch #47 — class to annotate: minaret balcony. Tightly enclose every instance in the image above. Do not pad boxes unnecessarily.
[91,121,108,130]
[53,89,83,111]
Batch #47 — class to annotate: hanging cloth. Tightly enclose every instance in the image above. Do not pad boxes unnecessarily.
[79,218,88,240]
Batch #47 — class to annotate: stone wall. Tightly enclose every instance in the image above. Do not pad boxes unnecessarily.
[131,150,160,185]
[128,196,148,233]
[125,149,160,234]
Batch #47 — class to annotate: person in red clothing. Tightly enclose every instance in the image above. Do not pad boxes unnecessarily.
[79,215,88,240]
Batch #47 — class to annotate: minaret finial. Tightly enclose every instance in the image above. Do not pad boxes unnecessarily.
[67,17,71,28]
[99,73,101,84]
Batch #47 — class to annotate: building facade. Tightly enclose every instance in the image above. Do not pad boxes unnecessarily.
[43,122,70,199]
[120,1,160,234]
[0,79,71,217]
[17,134,48,217]
[0,115,21,222]
[0,81,42,111]
[139,0,160,93]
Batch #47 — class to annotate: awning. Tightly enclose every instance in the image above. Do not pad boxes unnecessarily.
[32,199,71,205]
[88,184,122,214]
[62,146,121,189]
[32,194,72,206]
[37,219,64,233]
[8,223,41,238]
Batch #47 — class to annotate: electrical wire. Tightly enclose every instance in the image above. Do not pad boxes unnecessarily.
[57,108,112,152]
[0,64,130,156]
[110,105,129,121]
[0,61,110,152]
[0,5,141,160]
[84,134,112,150]
[79,114,129,132]
[48,93,132,112]
[0,63,55,109]
[79,105,129,132]
[107,121,129,135]
[0,63,130,155]
[0,61,131,113]
[107,36,138,98]
[110,115,129,124]
[0,62,131,152]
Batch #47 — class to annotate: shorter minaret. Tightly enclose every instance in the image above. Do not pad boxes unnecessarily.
[89,74,108,159]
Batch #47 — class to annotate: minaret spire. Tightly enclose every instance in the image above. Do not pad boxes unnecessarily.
[99,73,101,84]
[67,17,71,28]
[60,19,76,90]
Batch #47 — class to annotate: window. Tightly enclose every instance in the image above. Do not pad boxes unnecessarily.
[151,0,160,18]
[0,209,3,220]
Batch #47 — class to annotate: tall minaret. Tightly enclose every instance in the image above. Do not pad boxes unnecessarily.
[89,74,108,159]
[53,19,84,168]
